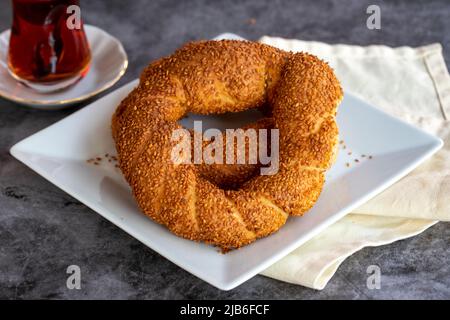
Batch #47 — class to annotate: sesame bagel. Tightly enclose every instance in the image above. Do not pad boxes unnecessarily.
[111,40,343,251]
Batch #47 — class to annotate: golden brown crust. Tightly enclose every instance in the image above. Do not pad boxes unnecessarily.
[112,40,343,250]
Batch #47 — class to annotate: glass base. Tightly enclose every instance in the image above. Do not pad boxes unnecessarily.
[7,67,83,93]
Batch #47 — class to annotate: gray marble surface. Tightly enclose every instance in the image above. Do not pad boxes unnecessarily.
[1,0,449,300]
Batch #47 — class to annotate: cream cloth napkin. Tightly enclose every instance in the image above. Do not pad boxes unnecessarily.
[258,36,450,290]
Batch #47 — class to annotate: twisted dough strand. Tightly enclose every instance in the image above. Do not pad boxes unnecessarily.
[112,40,343,250]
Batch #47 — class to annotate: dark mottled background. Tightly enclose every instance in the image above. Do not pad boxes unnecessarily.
[1,0,449,299]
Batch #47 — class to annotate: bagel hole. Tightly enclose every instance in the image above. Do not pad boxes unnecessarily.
[178,108,265,131]
[177,107,269,191]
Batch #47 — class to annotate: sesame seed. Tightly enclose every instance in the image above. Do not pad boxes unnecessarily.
[247,18,256,25]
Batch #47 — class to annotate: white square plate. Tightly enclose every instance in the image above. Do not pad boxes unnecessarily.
[10,35,443,291]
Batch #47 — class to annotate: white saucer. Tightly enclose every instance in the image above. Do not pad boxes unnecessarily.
[0,25,128,109]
